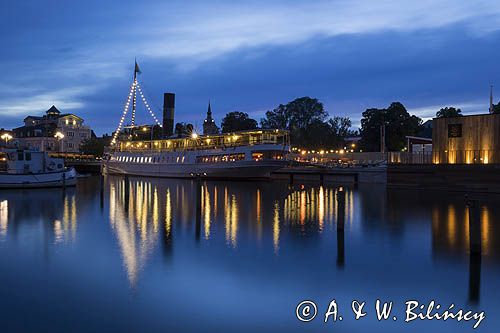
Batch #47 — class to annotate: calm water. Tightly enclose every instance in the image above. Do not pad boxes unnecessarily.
[0,176,499,332]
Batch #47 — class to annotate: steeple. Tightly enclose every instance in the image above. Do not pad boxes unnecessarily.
[203,100,219,135]
[207,100,213,120]
[490,85,494,114]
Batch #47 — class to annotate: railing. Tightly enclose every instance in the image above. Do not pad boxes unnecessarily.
[117,129,290,153]
[388,152,433,164]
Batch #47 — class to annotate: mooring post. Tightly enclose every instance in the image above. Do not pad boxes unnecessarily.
[124,174,130,212]
[467,199,482,255]
[468,252,481,304]
[195,176,202,241]
[100,173,104,210]
[289,173,294,187]
[337,227,345,268]
[466,196,482,303]
[337,187,345,231]
[319,173,324,187]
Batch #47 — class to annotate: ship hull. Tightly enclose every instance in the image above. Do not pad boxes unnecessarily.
[0,168,77,189]
[103,160,287,179]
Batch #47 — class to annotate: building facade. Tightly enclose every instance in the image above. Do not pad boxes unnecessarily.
[432,113,500,164]
[12,105,92,153]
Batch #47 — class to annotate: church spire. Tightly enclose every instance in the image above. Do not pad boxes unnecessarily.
[207,100,212,119]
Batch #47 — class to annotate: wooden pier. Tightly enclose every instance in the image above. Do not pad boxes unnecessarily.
[271,165,386,184]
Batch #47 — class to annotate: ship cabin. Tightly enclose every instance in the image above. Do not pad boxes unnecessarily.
[113,129,290,164]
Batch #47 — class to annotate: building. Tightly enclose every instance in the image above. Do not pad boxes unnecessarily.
[202,101,219,135]
[432,113,500,164]
[12,105,92,153]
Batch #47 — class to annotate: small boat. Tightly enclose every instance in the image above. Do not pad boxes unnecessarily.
[0,149,77,189]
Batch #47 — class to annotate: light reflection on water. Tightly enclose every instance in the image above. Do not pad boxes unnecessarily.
[0,176,500,332]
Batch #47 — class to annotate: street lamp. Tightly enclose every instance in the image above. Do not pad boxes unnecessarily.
[1,133,13,146]
[54,131,65,152]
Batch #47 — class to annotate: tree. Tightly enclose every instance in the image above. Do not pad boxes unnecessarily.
[260,104,290,130]
[80,138,105,157]
[436,107,462,118]
[174,122,195,137]
[328,116,353,148]
[492,102,500,114]
[359,102,422,152]
[261,97,328,145]
[221,112,258,133]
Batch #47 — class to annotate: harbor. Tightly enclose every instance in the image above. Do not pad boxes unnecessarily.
[1,176,499,332]
[2,1,500,331]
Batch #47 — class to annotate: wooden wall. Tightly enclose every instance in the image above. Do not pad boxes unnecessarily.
[432,113,500,164]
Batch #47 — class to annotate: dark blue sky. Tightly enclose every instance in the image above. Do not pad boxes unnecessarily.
[1,0,500,134]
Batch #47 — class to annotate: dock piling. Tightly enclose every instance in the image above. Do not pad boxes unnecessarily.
[124,174,130,212]
[467,199,482,255]
[195,176,202,241]
[336,187,345,231]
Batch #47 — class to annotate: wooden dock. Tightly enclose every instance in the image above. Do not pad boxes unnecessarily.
[271,165,387,184]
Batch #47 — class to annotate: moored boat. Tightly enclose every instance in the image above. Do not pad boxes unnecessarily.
[0,149,77,189]
[103,129,290,179]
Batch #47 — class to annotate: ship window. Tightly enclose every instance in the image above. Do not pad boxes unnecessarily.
[25,152,32,161]
[181,156,185,163]
[252,152,263,161]
[176,157,179,163]
[149,157,152,163]
[18,152,24,161]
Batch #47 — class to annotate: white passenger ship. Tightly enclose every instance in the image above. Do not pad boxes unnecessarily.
[103,129,290,179]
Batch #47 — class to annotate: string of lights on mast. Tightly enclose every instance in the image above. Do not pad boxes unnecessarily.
[111,62,162,146]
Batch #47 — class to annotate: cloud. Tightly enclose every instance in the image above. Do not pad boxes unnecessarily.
[136,0,500,64]
[407,101,489,121]
[0,86,92,118]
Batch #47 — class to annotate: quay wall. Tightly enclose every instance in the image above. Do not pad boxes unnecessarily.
[387,164,500,193]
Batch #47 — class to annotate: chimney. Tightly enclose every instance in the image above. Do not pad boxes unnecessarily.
[163,93,175,137]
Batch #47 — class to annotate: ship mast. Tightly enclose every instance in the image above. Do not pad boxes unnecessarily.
[131,60,140,126]
[111,60,162,145]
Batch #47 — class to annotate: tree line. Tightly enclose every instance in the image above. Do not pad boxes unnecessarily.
[81,98,500,156]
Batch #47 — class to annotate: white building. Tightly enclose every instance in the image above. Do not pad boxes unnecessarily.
[12,105,92,153]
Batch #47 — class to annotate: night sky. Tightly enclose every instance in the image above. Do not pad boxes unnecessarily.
[1,0,500,135]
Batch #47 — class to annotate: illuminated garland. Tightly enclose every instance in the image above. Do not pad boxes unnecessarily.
[111,81,136,145]
[131,79,137,126]
[136,81,162,127]
[111,79,162,146]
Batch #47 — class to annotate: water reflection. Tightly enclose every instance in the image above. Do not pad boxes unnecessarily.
[0,189,79,245]
[0,200,7,238]
[431,203,494,259]
[3,176,500,332]
[109,179,160,286]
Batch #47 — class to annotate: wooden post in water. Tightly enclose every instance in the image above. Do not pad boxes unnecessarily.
[337,187,345,231]
[466,196,482,303]
[467,199,482,255]
[289,173,294,187]
[124,174,130,213]
[319,173,324,187]
[336,187,346,267]
[100,174,104,210]
[468,252,481,304]
[195,176,201,241]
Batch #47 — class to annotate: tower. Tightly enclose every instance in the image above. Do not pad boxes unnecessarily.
[203,100,219,135]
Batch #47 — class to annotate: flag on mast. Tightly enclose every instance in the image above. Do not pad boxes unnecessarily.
[135,60,141,75]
